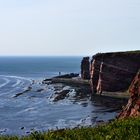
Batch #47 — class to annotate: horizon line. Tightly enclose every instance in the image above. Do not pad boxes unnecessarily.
[0,55,89,57]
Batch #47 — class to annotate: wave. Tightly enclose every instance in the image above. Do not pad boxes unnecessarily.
[0,78,10,88]
[0,75,32,97]
[12,79,21,87]
[0,75,31,82]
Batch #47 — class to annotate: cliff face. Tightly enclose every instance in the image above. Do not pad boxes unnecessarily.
[90,51,140,93]
[118,70,140,118]
[81,51,140,118]
[81,57,90,80]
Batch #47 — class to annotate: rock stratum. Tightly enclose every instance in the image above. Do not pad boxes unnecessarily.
[81,57,90,80]
[118,70,140,118]
[81,51,140,93]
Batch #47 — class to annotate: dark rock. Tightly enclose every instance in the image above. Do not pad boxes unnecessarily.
[36,89,44,92]
[53,90,70,101]
[26,131,30,134]
[13,86,32,97]
[81,57,90,80]
[97,120,104,123]
[54,73,79,79]
[43,79,52,81]
[21,127,25,130]
[0,129,7,133]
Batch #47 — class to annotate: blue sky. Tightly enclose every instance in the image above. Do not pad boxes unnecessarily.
[0,0,140,56]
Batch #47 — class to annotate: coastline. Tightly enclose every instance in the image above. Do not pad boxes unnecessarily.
[1,117,140,139]
[0,51,139,137]
[43,74,129,100]
[0,73,124,136]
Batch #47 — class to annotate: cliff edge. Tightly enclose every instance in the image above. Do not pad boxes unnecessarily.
[81,51,140,93]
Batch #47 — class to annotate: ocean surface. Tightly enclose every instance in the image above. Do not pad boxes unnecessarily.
[0,57,125,135]
[0,56,82,79]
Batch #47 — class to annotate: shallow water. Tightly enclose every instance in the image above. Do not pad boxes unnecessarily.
[0,75,126,135]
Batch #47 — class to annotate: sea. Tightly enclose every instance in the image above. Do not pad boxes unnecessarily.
[0,56,125,135]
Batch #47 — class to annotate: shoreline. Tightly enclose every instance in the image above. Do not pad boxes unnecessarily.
[1,117,140,139]
[43,73,129,100]
[0,74,125,136]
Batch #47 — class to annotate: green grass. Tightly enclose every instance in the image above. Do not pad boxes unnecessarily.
[1,117,140,140]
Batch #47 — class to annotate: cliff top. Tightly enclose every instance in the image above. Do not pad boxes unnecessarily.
[92,50,140,59]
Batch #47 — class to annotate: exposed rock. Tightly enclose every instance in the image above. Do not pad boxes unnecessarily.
[54,73,79,79]
[90,59,101,93]
[13,86,32,98]
[36,89,44,92]
[53,90,70,102]
[43,73,79,85]
[118,70,140,118]
[51,78,90,87]
[42,79,52,83]
[21,127,25,130]
[81,57,90,80]
[89,51,140,93]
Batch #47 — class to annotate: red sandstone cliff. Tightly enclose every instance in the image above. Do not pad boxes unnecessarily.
[118,70,140,118]
[81,57,90,80]
[90,51,140,93]
[81,51,140,118]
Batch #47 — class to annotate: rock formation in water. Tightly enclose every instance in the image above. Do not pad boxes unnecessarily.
[81,51,140,93]
[81,57,90,80]
[118,70,140,118]
[54,73,79,79]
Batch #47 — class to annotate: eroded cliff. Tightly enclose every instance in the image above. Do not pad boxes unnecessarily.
[81,51,140,93]
[118,70,140,118]
[81,57,90,80]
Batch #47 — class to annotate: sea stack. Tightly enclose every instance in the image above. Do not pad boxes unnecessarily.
[81,57,90,80]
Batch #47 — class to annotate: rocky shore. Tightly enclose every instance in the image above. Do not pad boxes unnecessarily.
[81,50,140,118]
[43,73,90,89]
[24,50,140,135]
[81,51,140,94]
[43,51,140,102]
[1,51,139,136]
[45,50,140,118]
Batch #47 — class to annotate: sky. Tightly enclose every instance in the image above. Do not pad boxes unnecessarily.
[0,0,140,56]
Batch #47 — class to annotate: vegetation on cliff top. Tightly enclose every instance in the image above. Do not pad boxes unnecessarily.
[93,50,140,58]
[1,117,140,140]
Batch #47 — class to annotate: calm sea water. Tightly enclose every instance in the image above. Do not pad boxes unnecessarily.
[0,56,82,78]
[0,57,125,135]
